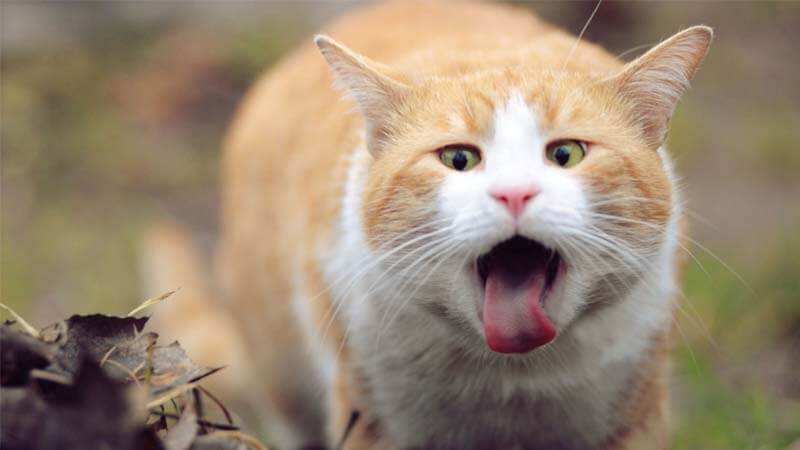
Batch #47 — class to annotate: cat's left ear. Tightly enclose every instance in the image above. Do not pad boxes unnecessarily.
[607,26,713,148]
[315,35,410,155]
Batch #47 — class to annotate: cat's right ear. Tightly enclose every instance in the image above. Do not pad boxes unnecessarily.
[315,35,410,155]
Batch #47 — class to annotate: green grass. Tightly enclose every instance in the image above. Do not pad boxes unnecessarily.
[671,233,800,449]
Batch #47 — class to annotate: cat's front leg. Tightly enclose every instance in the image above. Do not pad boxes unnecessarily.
[329,366,396,450]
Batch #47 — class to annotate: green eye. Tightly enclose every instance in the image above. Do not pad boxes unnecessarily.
[440,146,481,171]
[546,140,586,168]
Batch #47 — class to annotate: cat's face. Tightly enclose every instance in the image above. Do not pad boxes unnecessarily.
[317,26,711,354]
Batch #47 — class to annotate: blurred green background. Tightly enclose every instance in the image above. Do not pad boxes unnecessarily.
[2,1,798,448]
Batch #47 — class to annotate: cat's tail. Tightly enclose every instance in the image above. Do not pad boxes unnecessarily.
[138,221,255,407]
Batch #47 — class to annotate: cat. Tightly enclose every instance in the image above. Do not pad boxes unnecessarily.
[142,1,712,449]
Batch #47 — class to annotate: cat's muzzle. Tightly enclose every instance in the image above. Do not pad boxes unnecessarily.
[475,236,562,353]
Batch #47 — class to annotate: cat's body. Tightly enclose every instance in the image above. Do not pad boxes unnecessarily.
[144,2,711,449]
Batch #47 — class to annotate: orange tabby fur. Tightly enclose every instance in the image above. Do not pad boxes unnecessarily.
[144,1,711,449]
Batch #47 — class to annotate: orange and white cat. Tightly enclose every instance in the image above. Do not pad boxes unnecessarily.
[143,1,712,449]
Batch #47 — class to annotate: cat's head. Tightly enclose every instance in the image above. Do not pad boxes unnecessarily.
[317,26,712,355]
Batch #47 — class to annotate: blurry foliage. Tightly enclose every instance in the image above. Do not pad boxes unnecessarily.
[1,8,305,322]
[666,105,708,163]
[0,312,258,449]
[744,110,800,181]
[672,232,800,448]
[2,2,799,449]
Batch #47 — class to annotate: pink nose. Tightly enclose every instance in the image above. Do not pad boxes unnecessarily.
[491,186,538,218]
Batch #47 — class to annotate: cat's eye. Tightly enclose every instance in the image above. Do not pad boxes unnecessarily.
[439,146,481,171]
[546,140,586,168]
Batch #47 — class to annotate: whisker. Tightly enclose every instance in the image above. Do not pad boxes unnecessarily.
[313,217,454,300]
[559,0,603,73]
[586,194,718,231]
[330,217,492,357]
[583,210,715,281]
[553,217,719,349]
[316,219,464,342]
[672,288,721,353]
[376,244,463,349]
[684,237,754,294]
[671,308,701,378]
[616,42,655,59]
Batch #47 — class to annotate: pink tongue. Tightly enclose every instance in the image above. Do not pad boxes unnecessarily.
[483,271,557,353]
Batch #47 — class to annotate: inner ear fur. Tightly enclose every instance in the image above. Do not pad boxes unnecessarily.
[315,34,411,155]
[607,26,713,149]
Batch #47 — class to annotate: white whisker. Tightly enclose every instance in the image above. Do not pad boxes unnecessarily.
[559,0,603,73]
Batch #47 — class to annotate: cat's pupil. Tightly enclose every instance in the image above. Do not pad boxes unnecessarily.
[452,151,468,170]
[554,147,570,166]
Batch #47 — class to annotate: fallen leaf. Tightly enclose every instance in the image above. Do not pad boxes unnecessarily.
[1,355,163,450]
[44,314,149,376]
[0,325,55,386]
[147,342,219,394]
[163,406,199,450]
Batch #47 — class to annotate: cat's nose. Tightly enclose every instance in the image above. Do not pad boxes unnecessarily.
[491,186,539,219]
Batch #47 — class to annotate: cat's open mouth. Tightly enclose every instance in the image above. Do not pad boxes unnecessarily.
[475,236,561,354]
